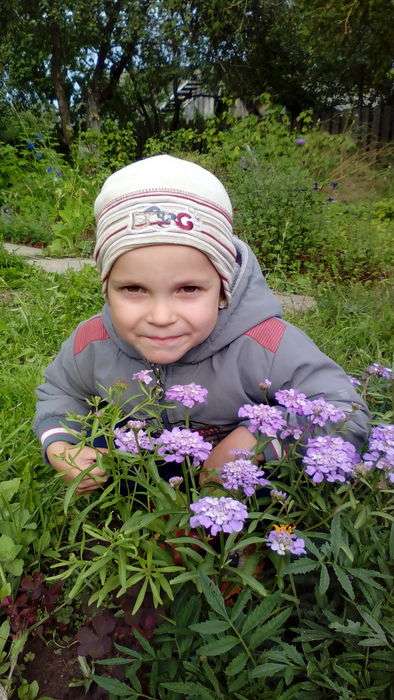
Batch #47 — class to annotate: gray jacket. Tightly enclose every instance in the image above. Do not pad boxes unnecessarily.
[34,239,369,457]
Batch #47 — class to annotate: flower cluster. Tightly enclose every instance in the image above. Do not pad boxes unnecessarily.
[275,389,346,427]
[270,489,288,502]
[366,363,393,381]
[221,459,270,497]
[363,424,394,483]
[114,426,155,453]
[165,383,208,408]
[267,525,306,556]
[132,370,154,385]
[190,497,248,536]
[348,375,362,387]
[238,403,286,437]
[302,435,360,484]
[168,476,183,489]
[156,427,212,466]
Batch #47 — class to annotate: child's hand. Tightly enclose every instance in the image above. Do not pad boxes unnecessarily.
[46,441,108,495]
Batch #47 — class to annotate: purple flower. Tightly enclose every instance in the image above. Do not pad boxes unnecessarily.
[275,390,346,427]
[114,426,155,453]
[366,363,393,381]
[280,426,303,440]
[165,383,208,408]
[275,389,309,414]
[303,435,360,484]
[221,459,270,497]
[363,424,394,483]
[295,138,306,146]
[156,427,212,466]
[132,370,154,385]
[270,489,288,502]
[238,403,286,437]
[305,398,346,427]
[348,375,362,387]
[190,496,248,536]
[169,476,183,488]
[127,419,146,429]
[230,448,253,459]
[259,378,272,390]
[267,525,306,556]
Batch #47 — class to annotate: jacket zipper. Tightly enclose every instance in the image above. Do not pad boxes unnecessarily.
[148,363,171,429]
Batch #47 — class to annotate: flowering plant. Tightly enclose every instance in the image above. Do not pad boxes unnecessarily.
[39,366,393,698]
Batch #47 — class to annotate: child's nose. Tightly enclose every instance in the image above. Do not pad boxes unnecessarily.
[147,299,176,325]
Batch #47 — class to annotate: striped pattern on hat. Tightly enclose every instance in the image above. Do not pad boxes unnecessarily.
[94,155,237,304]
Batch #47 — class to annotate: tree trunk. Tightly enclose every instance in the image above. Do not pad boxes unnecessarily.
[86,89,102,131]
[49,20,73,148]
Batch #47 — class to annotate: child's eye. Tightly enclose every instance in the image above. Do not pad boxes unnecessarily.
[122,285,145,294]
[180,285,200,294]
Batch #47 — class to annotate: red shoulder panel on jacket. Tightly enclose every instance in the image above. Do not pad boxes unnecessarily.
[73,316,110,356]
[244,317,286,353]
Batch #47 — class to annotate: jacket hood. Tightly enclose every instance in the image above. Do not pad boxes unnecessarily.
[102,238,282,364]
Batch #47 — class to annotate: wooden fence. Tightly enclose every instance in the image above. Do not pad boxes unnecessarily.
[318,104,394,144]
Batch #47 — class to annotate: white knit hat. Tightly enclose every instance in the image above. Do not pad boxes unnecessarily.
[94,154,237,304]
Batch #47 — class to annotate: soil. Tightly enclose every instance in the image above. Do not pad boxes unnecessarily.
[22,638,108,700]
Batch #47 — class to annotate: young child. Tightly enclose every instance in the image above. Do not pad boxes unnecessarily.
[34,154,369,494]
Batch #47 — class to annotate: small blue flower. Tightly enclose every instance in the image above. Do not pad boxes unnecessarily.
[295,137,305,146]
[26,141,36,151]
[46,166,54,174]
[55,170,63,177]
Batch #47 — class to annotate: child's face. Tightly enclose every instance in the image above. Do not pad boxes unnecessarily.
[107,244,223,364]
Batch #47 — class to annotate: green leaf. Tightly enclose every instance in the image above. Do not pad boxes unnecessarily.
[283,558,319,575]
[347,568,385,591]
[248,608,292,649]
[160,682,216,699]
[230,589,251,622]
[319,564,330,595]
[166,537,217,555]
[92,675,134,697]
[330,513,343,560]
[197,635,239,656]
[0,478,20,503]
[230,536,266,552]
[132,627,155,658]
[333,564,355,600]
[189,620,231,635]
[0,620,10,655]
[390,522,394,561]
[250,662,287,679]
[359,610,387,641]
[5,559,23,577]
[0,534,22,562]
[225,651,248,677]
[234,570,268,597]
[198,572,228,619]
[242,592,281,635]
[132,578,148,615]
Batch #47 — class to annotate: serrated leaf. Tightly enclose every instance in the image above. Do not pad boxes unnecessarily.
[230,589,251,622]
[279,642,305,667]
[234,570,268,597]
[283,558,319,575]
[160,682,216,699]
[197,635,239,656]
[198,572,228,619]
[347,568,385,591]
[225,651,248,676]
[242,592,281,635]
[92,675,134,696]
[333,564,355,600]
[319,564,330,595]
[189,620,231,635]
[359,610,387,640]
[358,637,388,647]
[0,478,20,503]
[330,513,343,560]
[390,522,394,560]
[250,662,287,679]
[249,608,292,649]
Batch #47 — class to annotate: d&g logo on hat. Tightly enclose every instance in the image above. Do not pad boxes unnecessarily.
[128,206,198,232]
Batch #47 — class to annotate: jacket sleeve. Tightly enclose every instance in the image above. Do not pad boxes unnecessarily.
[33,328,94,454]
[267,322,370,451]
